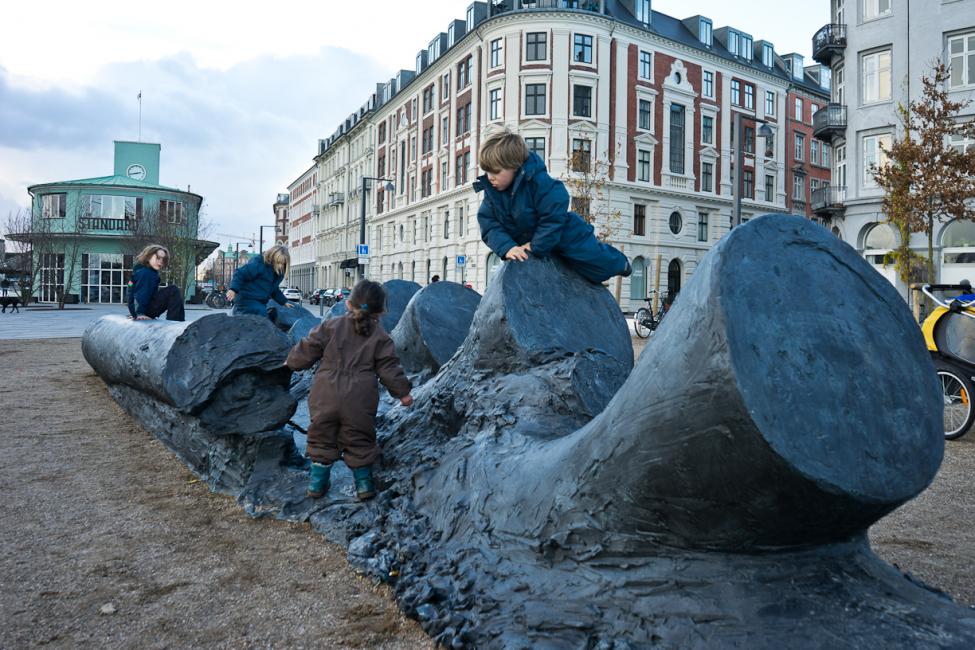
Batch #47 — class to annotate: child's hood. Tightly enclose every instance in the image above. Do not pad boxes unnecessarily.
[474,151,547,198]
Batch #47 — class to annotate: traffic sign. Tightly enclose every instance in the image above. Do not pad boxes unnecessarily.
[357,244,369,256]
[456,255,466,266]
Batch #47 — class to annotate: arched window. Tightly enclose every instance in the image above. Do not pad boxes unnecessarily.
[398,261,404,279]
[629,256,647,300]
[942,220,975,250]
[667,258,682,298]
[864,223,896,250]
[443,211,451,239]
[669,211,683,234]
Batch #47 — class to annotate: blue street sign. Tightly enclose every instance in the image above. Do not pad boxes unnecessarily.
[456,255,466,266]
[357,244,369,256]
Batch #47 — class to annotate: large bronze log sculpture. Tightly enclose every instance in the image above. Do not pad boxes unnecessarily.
[83,215,975,647]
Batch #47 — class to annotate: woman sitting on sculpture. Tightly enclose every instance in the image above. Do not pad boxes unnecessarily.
[127,244,185,321]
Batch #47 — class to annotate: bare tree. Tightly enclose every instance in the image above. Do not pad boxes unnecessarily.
[562,145,623,241]
[873,61,975,283]
[124,203,212,296]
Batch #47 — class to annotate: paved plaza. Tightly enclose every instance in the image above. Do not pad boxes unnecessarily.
[0,303,220,340]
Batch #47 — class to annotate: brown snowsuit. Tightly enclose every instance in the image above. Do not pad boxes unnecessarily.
[286,314,411,467]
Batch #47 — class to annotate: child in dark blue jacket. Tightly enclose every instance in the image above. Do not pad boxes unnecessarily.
[127,244,185,321]
[474,128,630,283]
[227,245,295,320]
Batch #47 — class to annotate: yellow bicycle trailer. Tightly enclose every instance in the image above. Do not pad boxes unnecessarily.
[920,282,975,439]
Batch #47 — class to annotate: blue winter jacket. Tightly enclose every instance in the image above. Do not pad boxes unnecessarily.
[229,255,287,308]
[475,152,580,258]
[127,264,159,318]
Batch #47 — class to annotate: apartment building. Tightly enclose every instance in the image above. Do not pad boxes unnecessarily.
[292,1,830,309]
[812,0,975,293]
[286,165,318,293]
[272,193,289,247]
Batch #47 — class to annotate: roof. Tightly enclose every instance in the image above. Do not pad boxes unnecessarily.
[28,175,203,202]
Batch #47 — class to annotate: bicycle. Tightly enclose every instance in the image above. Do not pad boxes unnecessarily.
[205,291,229,310]
[633,290,669,338]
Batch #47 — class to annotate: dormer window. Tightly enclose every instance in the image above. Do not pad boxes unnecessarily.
[741,35,753,60]
[762,42,774,68]
[635,0,651,26]
[700,19,712,47]
[728,31,740,57]
[466,6,475,31]
[448,23,457,47]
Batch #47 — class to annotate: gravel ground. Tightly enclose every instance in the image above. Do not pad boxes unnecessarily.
[1,335,971,649]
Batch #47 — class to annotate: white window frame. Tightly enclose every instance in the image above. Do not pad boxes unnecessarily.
[703,70,714,99]
[862,0,891,21]
[523,80,549,118]
[862,133,892,188]
[573,33,594,65]
[638,96,654,131]
[765,90,776,116]
[762,43,774,68]
[701,114,714,145]
[637,149,651,182]
[794,97,803,121]
[572,82,595,119]
[488,86,503,121]
[948,32,975,89]
[861,49,892,105]
[700,19,712,47]
[639,50,653,80]
[490,38,503,69]
[525,31,549,63]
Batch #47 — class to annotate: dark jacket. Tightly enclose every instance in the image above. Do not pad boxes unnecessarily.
[229,256,287,307]
[128,264,159,317]
[475,152,582,259]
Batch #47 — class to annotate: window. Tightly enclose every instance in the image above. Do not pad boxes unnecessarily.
[573,34,593,64]
[441,161,448,190]
[765,174,775,202]
[422,86,434,113]
[639,51,652,79]
[702,162,714,192]
[949,33,975,89]
[466,5,475,30]
[456,150,471,186]
[456,102,471,136]
[744,171,755,198]
[862,134,891,187]
[863,0,891,21]
[765,91,775,116]
[762,43,774,68]
[744,126,755,154]
[83,195,143,219]
[793,174,805,200]
[794,133,805,160]
[526,137,545,158]
[441,116,449,145]
[639,99,652,130]
[700,19,712,47]
[41,193,66,218]
[571,139,591,171]
[698,212,709,242]
[490,38,503,68]
[950,130,975,153]
[637,150,651,182]
[160,200,184,224]
[811,139,820,165]
[794,97,803,120]
[489,88,502,120]
[421,169,432,198]
[457,56,472,90]
[728,31,740,57]
[811,178,821,197]
[635,0,651,24]
[703,71,714,98]
[669,104,685,174]
[422,127,434,154]
[744,84,754,110]
[669,211,682,234]
[822,142,831,167]
[633,204,646,236]
[526,32,547,61]
[525,83,546,115]
[861,50,892,104]
[741,36,753,61]
[731,80,741,106]
[442,72,450,99]
[378,122,387,144]
[443,211,451,239]
[573,84,592,118]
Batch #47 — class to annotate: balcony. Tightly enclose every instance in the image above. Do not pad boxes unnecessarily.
[327,192,345,207]
[812,103,847,141]
[78,217,137,232]
[811,186,847,218]
[812,23,846,66]
[491,0,603,15]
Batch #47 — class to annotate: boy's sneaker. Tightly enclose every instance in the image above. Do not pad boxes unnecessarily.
[621,260,633,277]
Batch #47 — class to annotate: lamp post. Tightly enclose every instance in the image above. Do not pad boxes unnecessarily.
[258,225,277,254]
[234,241,253,271]
[733,113,776,228]
[358,176,395,280]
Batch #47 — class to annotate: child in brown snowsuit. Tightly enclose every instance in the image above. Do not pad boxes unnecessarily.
[286,280,413,500]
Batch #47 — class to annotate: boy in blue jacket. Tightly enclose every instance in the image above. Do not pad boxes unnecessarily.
[226,244,295,320]
[473,128,630,283]
[127,244,185,321]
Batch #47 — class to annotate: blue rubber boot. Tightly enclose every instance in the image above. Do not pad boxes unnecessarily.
[307,462,331,498]
[352,465,376,500]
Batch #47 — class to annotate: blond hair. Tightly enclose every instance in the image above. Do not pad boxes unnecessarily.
[136,244,169,267]
[263,245,290,276]
[479,126,530,173]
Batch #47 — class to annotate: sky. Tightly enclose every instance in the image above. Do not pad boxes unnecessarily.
[0,0,829,251]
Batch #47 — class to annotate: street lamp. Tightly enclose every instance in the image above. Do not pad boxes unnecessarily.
[258,225,277,254]
[733,113,776,228]
[234,241,253,271]
[359,176,395,280]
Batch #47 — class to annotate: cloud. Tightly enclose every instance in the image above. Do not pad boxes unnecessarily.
[0,48,390,240]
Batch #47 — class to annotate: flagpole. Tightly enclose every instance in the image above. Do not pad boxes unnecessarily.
[137,91,142,142]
